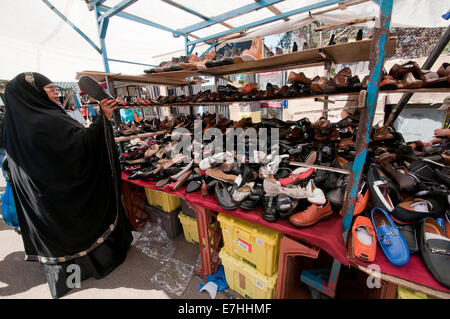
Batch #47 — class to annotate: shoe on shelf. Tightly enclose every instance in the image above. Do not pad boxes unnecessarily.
[352,215,377,262]
[262,196,279,222]
[371,207,410,266]
[389,61,421,81]
[380,75,399,90]
[240,36,263,61]
[333,67,352,89]
[420,70,448,88]
[417,217,450,288]
[215,180,237,211]
[289,201,333,228]
[401,72,423,89]
[367,164,402,213]
[287,71,313,85]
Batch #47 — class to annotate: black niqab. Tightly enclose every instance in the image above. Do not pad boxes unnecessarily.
[3,72,122,262]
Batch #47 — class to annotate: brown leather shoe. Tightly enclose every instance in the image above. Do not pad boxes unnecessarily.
[288,71,313,85]
[389,61,421,81]
[206,168,237,184]
[380,75,398,90]
[420,70,448,88]
[333,67,352,89]
[402,72,423,89]
[372,126,394,141]
[381,162,417,192]
[310,76,327,93]
[289,201,333,227]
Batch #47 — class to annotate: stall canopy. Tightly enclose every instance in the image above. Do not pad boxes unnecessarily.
[0,0,448,81]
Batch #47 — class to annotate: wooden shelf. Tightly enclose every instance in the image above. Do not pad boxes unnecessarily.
[144,38,397,79]
[114,131,166,142]
[114,87,450,109]
[75,71,201,87]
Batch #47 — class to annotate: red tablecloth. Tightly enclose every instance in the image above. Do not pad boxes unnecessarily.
[355,246,450,294]
[122,171,349,266]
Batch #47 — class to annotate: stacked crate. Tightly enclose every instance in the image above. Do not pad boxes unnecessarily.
[217,213,281,299]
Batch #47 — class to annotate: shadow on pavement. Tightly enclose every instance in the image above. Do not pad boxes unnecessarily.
[0,251,47,296]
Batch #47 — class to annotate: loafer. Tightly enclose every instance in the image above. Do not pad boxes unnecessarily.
[155,177,171,188]
[380,162,417,193]
[352,216,377,262]
[186,180,202,193]
[371,207,410,266]
[396,223,419,254]
[262,196,279,222]
[408,160,441,184]
[289,201,333,228]
[167,170,192,191]
[278,167,314,187]
[367,164,402,212]
[391,198,437,225]
[418,217,450,288]
[214,181,237,211]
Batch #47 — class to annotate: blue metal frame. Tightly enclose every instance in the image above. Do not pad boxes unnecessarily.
[187,0,347,46]
[97,4,184,36]
[42,0,101,54]
[177,0,285,37]
[102,0,137,20]
[300,0,394,298]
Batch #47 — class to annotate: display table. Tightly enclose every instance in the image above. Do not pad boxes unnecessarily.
[123,171,450,299]
[122,172,348,266]
[347,231,450,298]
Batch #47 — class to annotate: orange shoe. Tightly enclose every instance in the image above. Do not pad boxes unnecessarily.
[339,183,370,217]
[289,201,333,228]
[352,216,377,262]
[239,82,258,95]
[241,36,263,61]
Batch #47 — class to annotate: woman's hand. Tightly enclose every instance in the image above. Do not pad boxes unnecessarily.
[99,99,118,120]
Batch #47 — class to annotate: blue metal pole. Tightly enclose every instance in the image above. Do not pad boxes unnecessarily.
[95,5,110,73]
[108,58,156,67]
[178,0,285,36]
[41,0,101,54]
[102,0,138,19]
[187,0,345,46]
[341,0,394,242]
[98,5,184,36]
[301,0,394,299]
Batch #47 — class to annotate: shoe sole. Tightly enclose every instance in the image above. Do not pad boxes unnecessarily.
[290,210,334,228]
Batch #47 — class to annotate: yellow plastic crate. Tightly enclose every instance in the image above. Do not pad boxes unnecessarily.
[219,249,277,299]
[397,286,433,299]
[178,212,200,245]
[217,213,281,277]
[144,188,180,213]
[178,212,220,246]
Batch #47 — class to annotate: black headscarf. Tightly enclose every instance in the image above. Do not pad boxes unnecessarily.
[3,72,122,263]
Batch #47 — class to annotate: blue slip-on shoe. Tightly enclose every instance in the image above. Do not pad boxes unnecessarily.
[371,207,410,266]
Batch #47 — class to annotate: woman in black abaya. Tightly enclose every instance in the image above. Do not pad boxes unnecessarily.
[3,72,132,298]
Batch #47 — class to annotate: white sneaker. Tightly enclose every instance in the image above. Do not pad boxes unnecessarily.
[306,179,326,205]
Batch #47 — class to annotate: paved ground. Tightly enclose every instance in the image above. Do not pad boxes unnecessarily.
[0,150,241,299]
[0,218,242,299]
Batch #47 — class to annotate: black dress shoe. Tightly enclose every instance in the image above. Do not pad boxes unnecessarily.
[186,180,202,193]
[262,196,279,222]
[215,181,237,210]
[230,165,255,195]
[240,183,264,211]
[418,217,450,288]
[396,223,419,253]
[367,164,402,212]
